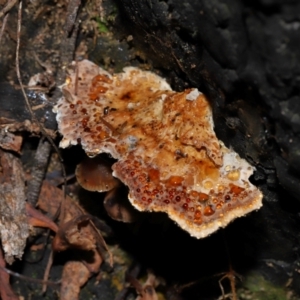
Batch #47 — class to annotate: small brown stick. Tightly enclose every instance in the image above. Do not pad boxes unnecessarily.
[0,13,8,45]
[0,247,18,300]
[42,250,54,293]
[64,0,81,34]
[53,0,81,92]
[218,267,241,300]
[0,265,60,286]
[218,232,241,300]
[27,138,52,206]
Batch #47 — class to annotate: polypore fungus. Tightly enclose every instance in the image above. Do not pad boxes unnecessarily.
[54,59,263,238]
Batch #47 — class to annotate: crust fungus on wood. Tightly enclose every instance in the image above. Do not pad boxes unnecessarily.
[54,59,263,238]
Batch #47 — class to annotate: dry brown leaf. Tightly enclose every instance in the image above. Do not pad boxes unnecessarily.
[56,216,104,300]
[37,180,66,217]
[0,149,29,264]
[0,129,22,153]
[52,215,97,252]
[52,211,112,265]
[37,180,111,296]
[54,212,106,299]
[60,261,90,300]
[37,181,112,261]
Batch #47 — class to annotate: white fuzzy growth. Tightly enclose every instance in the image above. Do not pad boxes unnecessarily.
[186,88,202,101]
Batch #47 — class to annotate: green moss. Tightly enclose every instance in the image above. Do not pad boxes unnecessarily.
[95,17,109,33]
[94,4,118,34]
[238,271,290,300]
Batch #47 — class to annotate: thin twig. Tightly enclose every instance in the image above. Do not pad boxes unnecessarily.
[0,0,17,19]
[0,13,9,45]
[0,265,60,286]
[42,249,54,293]
[220,231,239,300]
[53,0,81,94]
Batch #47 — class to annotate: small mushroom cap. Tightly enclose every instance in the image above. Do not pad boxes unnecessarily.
[75,156,119,192]
[103,186,140,223]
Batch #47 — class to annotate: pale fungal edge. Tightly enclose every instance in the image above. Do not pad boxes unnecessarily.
[120,66,172,92]
[129,192,263,239]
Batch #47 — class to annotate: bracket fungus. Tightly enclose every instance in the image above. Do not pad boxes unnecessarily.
[54,59,263,239]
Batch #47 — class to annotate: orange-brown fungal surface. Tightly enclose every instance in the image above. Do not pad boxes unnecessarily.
[55,60,263,238]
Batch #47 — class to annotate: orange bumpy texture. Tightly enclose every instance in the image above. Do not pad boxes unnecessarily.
[55,60,263,238]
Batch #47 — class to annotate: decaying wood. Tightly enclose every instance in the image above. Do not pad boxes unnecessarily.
[0,129,22,153]
[0,149,29,264]
[26,139,51,206]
